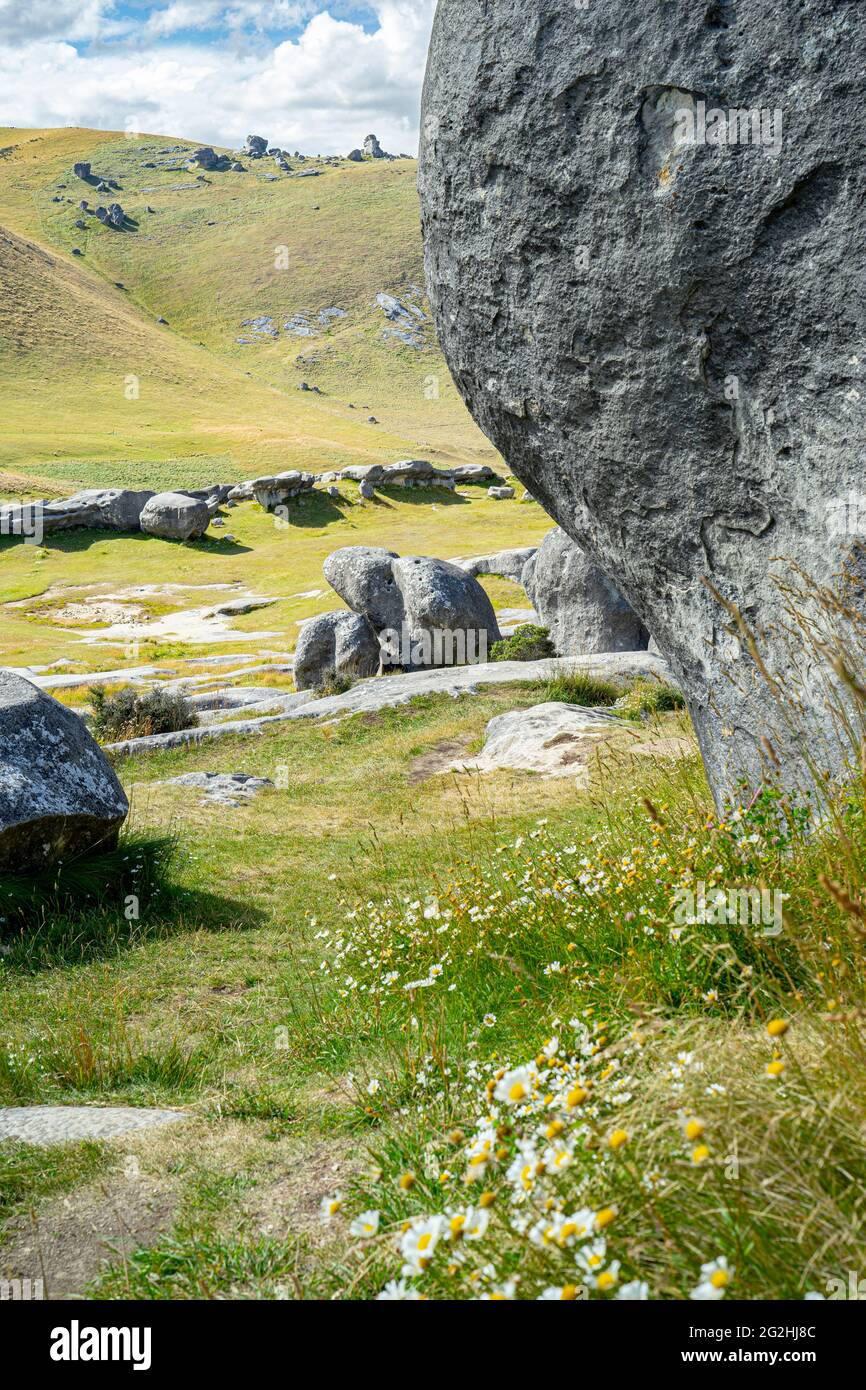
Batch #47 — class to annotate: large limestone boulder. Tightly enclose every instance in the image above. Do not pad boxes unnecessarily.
[0,489,154,537]
[0,670,128,873]
[392,555,502,662]
[140,492,210,541]
[251,472,317,510]
[56,489,153,531]
[293,611,381,691]
[419,0,866,805]
[323,547,403,633]
[522,529,648,656]
[323,546,502,667]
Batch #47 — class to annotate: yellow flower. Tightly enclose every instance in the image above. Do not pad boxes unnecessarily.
[597,1269,618,1292]
[399,1171,416,1191]
[683,1118,705,1142]
[561,1284,579,1300]
[608,1129,629,1151]
[691,1144,710,1165]
[566,1086,588,1109]
[766,1059,786,1078]
[595,1207,617,1230]
[767,1018,789,1038]
[545,1119,565,1140]
[478,1191,496,1208]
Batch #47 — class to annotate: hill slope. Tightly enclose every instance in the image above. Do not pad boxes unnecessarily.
[0,127,493,490]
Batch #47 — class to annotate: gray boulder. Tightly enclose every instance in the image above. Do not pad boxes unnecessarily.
[0,670,128,873]
[57,488,154,531]
[190,147,230,172]
[72,161,91,180]
[244,134,268,158]
[419,0,866,806]
[522,529,649,657]
[250,471,317,510]
[488,485,515,501]
[364,134,387,159]
[458,547,538,584]
[0,489,154,537]
[140,492,211,541]
[323,547,403,632]
[392,556,502,664]
[323,546,501,668]
[293,611,381,691]
[348,149,364,162]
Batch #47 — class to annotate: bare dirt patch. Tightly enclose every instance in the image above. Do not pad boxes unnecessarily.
[408,734,475,784]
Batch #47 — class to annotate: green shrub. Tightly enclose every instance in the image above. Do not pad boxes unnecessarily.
[315,673,354,698]
[541,670,621,706]
[614,677,685,720]
[490,624,556,663]
[89,684,198,741]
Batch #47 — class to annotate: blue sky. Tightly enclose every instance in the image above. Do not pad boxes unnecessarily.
[0,2,436,153]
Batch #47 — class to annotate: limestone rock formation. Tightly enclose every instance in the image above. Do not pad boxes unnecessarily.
[140,492,211,541]
[323,546,502,667]
[453,702,625,780]
[293,611,382,691]
[323,547,403,633]
[250,472,317,510]
[522,529,649,657]
[0,670,129,873]
[458,547,538,585]
[419,0,866,805]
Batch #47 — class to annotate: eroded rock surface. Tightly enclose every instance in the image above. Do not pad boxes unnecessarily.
[419,0,866,804]
[0,670,128,872]
[522,529,648,656]
[293,610,382,691]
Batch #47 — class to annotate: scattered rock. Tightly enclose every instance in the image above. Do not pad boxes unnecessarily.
[293,611,382,691]
[160,772,273,806]
[522,529,649,656]
[244,134,268,158]
[72,161,91,180]
[139,492,211,541]
[189,146,231,172]
[348,148,364,162]
[0,670,128,873]
[488,485,515,500]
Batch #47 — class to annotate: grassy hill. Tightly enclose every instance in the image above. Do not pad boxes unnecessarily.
[0,127,493,490]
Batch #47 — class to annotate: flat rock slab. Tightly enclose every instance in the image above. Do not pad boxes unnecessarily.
[451,701,627,780]
[0,1106,187,1146]
[159,772,274,806]
[107,653,672,755]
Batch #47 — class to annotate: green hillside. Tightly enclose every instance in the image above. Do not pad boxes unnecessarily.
[0,127,493,491]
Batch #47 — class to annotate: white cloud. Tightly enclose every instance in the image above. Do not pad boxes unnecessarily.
[0,1,113,44]
[0,2,436,154]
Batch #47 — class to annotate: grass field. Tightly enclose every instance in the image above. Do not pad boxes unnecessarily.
[0,127,491,486]
[2,125,865,1304]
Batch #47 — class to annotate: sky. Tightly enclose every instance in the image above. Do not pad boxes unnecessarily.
[0,1,437,154]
